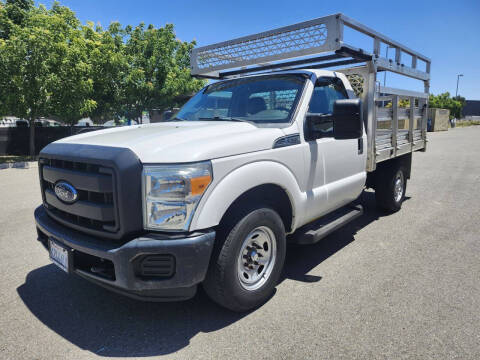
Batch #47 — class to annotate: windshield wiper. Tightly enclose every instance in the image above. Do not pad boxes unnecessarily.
[198,116,247,123]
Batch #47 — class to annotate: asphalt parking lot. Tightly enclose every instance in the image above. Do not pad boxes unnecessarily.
[1,127,479,359]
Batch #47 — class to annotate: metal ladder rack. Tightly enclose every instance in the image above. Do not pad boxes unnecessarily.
[190,13,431,172]
[190,13,430,82]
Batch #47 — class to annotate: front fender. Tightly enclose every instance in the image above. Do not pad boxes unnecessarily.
[190,160,303,232]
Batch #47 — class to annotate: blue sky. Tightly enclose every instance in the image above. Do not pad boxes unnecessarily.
[40,0,479,99]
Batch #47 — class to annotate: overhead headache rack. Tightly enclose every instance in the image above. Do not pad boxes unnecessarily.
[190,14,431,173]
[190,13,431,81]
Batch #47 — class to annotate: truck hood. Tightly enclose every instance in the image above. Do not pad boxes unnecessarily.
[58,121,285,163]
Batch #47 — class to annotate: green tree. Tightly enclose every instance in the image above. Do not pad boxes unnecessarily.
[429,92,464,119]
[385,98,412,108]
[0,4,57,155]
[122,23,204,122]
[0,0,206,156]
[452,95,466,108]
[48,3,96,126]
[0,0,34,39]
[83,21,126,123]
[0,2,96,154]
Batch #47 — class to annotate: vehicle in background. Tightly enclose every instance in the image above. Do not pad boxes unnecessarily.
[34,14,430,311]
[102,119,139,127]
[125,119,138,126]
[16,119,29,127]
[35,119,63,127]
[1,117,63,127]
[75,118,94,127]
[162,109,175,121]
[103,120,117,127]
[0,118,30,127]
[0,117,20,127]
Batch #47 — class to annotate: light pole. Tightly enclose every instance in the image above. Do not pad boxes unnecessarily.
[455,74,463,97]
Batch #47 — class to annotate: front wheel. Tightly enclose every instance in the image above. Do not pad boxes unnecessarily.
[375,165,407,212]
[203,207,286,312]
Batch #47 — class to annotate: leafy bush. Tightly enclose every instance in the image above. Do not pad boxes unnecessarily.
[429,92,464,119]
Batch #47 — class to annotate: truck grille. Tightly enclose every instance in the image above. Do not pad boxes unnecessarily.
[39,158,119,235]
[38,143,143,240]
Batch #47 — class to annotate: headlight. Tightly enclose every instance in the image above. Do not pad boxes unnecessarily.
[142,162,212,231]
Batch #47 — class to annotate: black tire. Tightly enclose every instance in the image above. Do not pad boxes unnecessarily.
[375,165,407,212]
[203,206,286,312]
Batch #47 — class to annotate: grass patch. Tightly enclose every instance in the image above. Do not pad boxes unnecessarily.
[456,120,480,127]
[0,155,37,164]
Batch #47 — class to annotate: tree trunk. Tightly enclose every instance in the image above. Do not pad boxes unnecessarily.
[148,110,154,123]
[29,117,35,157]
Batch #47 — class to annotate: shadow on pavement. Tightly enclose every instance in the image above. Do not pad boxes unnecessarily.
[17,268,247,357]
[282,190,404,284]
[18,191,401,357]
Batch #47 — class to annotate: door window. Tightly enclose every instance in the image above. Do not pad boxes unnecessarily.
[307,78,348,138]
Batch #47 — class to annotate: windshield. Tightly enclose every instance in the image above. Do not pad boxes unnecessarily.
[175,74,306,124]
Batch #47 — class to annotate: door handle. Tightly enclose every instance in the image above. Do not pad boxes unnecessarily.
[358,138,363,155]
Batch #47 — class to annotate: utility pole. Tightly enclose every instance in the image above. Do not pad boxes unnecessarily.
[456,74,463,97]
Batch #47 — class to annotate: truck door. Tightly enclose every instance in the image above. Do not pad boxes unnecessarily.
[304,77,366,218]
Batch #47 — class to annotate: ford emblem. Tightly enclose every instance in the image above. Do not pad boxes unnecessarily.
[54,181,78,204]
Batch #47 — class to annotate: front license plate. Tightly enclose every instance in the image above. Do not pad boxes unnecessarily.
[49,239,69,273]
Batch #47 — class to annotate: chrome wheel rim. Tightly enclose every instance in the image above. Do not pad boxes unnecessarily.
[394,171,404,203]
[237,226,277,291]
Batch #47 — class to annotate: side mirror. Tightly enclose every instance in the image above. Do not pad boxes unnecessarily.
[305,113,333,141]
[333,99,362,140]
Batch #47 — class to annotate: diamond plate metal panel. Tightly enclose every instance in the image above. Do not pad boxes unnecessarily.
[198,24,327,69]
[346,74,365,97]
[191,14,341,76]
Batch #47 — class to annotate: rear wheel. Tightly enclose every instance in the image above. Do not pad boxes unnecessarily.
[375,165,407,212]
[203,206,286,312]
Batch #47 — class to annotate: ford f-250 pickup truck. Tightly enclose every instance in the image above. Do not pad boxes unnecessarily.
[34,14,431,311]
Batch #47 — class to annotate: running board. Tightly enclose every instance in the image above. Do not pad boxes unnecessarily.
[290,205,363,245]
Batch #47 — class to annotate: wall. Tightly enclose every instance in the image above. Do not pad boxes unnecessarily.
[0,127,103,155]
[463,100,480,117]
[428,108,450,132]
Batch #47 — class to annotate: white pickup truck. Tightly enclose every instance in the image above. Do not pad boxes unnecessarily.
[34,14,431,311]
